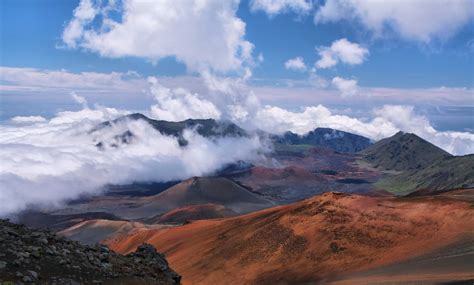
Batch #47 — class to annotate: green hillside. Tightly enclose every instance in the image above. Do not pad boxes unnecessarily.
[359,131,451,171]
[375,154,474,195]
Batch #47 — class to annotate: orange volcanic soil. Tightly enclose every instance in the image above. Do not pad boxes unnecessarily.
[106,192,474,285]
[148,203,237,224]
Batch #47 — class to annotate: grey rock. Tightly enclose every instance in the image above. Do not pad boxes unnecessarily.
[37,238,48,245]
[27,270,38,279]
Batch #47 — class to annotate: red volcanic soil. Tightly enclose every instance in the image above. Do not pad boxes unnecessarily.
[106,192,474,285]
[147,203,237,224]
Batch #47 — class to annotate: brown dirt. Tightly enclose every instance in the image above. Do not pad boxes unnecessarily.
[59,219,171,244]
[105,192,474,285]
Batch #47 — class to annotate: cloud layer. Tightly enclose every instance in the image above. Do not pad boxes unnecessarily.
[254,104,474,155]
[0,101,266,216]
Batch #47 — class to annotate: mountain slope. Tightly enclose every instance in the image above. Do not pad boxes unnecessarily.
[106,192,474,285]
[146,204,237,224]
[139,177,274,215]
[360,131,451,171]
[58,219,170,244]
[93,113,247,146]
[273,128,372,153]
[377,154,474,194]
[0,219,180,284]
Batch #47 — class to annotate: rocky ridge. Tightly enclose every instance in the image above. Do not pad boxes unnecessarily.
[0,219,180,284]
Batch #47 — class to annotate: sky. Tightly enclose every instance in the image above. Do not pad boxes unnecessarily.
[0,0,473,132]
[0,0,474,215]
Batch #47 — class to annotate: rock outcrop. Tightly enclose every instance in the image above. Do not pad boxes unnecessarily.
[0,219,180,284]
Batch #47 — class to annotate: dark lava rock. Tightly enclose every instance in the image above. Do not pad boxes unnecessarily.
[0,219,181,284]
[330,241,345,253]
[272,127,372,153]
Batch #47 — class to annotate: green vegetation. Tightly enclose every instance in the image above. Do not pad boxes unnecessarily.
[376,154,474,194]
[273,143,314,155]
[359,131,450,171]
[361,132,473,195]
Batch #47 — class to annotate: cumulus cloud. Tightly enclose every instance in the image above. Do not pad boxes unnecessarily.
[62,0,254,73]
[331,76,358,97]
[250,0,313,17]
[314,0,474,42]
[61,0,97,48]
[148,77,222,121]
[315,38,369,68]
[0,103,266,216]
[200,71,261,126]
[285,57,307,71]
[254,104,474,155]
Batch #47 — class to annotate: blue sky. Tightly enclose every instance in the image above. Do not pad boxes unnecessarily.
[0,0,473,133]
[2,0,473,87]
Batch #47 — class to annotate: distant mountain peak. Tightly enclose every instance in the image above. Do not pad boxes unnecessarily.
[272,127,372,153]
[91,113,248,148]
[360,131,451,171]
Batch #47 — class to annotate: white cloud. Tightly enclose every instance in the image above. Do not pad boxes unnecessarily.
[332,76,358,97]
[200,71,261,126]
[62,0,254,73]
[254,104,474,155]
[284,57,307,71]
[2,67,473,119]
[315,38,369,68]
[315,0,474,42]
[0,104,265,216]
[250,0,313,16]
[71,91,89,109]
[61,0,97,48]
[11,116,47,123]
[148,77,222,121]
[255,104,393,137]
[0,66,146,94]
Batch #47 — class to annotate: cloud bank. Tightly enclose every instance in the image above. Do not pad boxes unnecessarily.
[254,104,474,155]
[0,100,266,216]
